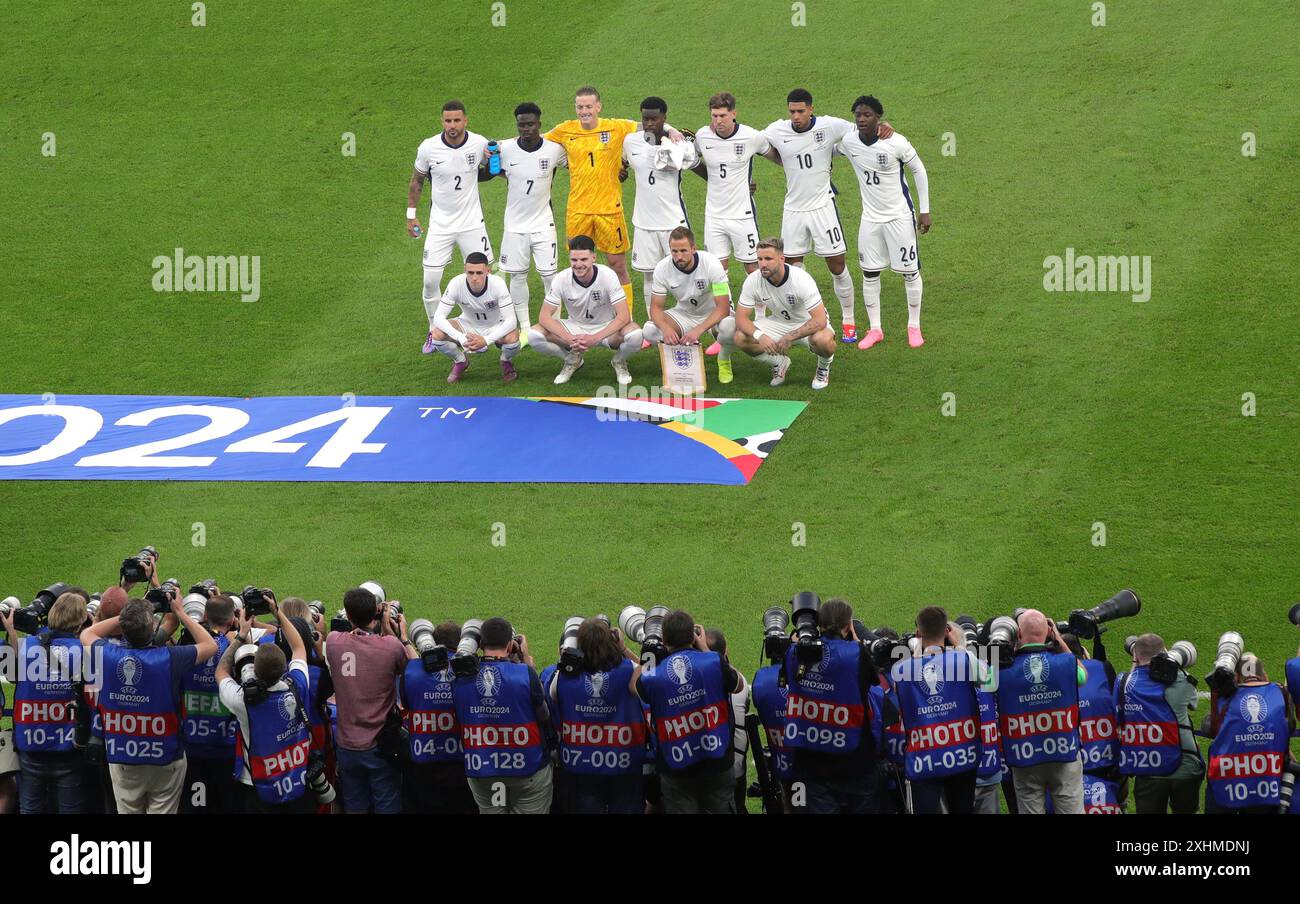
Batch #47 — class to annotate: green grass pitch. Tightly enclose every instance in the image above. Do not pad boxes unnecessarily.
[2,1,1298,808]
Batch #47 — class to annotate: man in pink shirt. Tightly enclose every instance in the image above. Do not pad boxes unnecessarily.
[326,587,415,813]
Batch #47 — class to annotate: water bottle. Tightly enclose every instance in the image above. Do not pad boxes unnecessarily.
[487,140,501,175]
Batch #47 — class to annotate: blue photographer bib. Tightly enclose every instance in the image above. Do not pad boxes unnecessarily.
[1115,666,1180,776]
[452,659,547,778]
[640,649,731,770]
[97,643,183,765]
[1208,683,1287,809]
[239,670,312,804]
[891,650,980,779]
[976,687,1002,779]
[555,660,644,776]
[752,664,794,782]
[402,660,462,764]
[182,633,236,758]
[997,650,1080,767]
[1077,658,1117,773]
[14,635,81,753]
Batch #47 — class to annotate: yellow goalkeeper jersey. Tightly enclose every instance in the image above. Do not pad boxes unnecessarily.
[545,117,638,215]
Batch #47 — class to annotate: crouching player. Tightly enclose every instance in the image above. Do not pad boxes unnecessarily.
[642,227,736,384]
[427,253,522,384]
[725,238,836,389]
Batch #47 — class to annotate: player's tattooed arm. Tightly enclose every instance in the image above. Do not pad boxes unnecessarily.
[777,307,827,352]
[406,168,427,236]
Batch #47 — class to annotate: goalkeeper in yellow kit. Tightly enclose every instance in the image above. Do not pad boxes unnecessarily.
[545,86,685,321]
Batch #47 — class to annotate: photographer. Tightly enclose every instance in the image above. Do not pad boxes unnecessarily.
[706,628,751,813]
[178,593,239,813]
[784,598,878,815]
[892,607,983,815]
[550,618,645,814]
[451,617,554,814]
[752,639,796,813]
[634,609,739,814]
[2,592,88,814]
[401,620,474,814]
[866,626,907,814]
[217,596,317,813]
[1205,653,1291,814]
[996,610,1086,814]
[1061,632,1121,813]
[1115,633,1202,814]
[275,609,335,811]
[80,590,218,814]
[325,586,412,814]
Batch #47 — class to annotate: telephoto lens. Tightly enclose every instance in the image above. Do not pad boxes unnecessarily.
[790,591,823,667]
[559,616,587,676]
[955,614,980,650]
[1150,640,1196,684]
[1206,631,1244,696]
[14,583,71,634]
[307,600,326,622]
[618,606,648,644]
[409,618,448,673]
[359,581,386,605]
[1068,589,1141,639]
[234,644,268,704]
[305,753,336,804]
[762,606,791,662]
[0,596,19,616]
[984,615,1019,661]
[85,595,102,621]
[1279,763,1300,814]
[182,593,208,622]
[641,605,670,661]
[451,619,484,678]
[1124,635,1140,657]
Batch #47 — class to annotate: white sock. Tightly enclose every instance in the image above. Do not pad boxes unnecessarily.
[500,341,521,362]
[509,273,531,332]
[715,317,735,361]
[540,272,555,296]
[421,266,444,327]
[816,353,835,368]
[862,274,882,331]
[756,352,784,367]
[642,322,663,346]
[527,328,566,359]
[613,329,644,362]
[831,269,854,327]
[432,339,464,362]
[642,274,655,321]
[905,272,923,328]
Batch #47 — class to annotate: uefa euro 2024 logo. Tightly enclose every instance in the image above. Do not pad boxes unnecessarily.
[117,654,142,687]
[922,659,945,701]
[667,655,694,686]
[476,665,502,699]
[583,671,609,699]
[1023,654,1050,690]
[1240,693,1266,725]
[278,691,298,723]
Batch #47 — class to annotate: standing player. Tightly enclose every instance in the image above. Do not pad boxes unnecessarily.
[544,87,684,321]
[528,236,644,386]
[492,102,568,344]
[724,238,836,390]
[836,95,931,349]
[760,89,894,344]
[427,253,521,383]
[643,227,736,384]
[691,92,768,278]
[620,97,696,306]
[406,100,496,354]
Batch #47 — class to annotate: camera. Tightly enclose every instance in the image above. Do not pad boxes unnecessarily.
[982,615,1019,662]
[1206,631,1243,696]
[329,609,351,633]
[188,578,219,599]
[85,594,101,622]
[790,591,823,667]
[451,619,483,678]
[0,596,19,617]
[1149,640,1196,685]
[559,616,586,676]
[409,618,449,673]
[1068,589,1141,639]
[11,583,71,635]
[308,600,326,623]
[955,614,980,650]
[619,605,646,643]
[384,600,403,622]
[241,586,274,617]
[1279,762,1300,814]
[181,592,208,622]
[144,578,181,614]
[120,545,158,584]
[359,580,386,605]
[305,751,336,804]
[762,606,791,662]
[234,644,268,705]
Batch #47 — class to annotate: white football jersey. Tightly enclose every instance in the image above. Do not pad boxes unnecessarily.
[693,123,770,220]
[835,131,922,223]
[622,132,696,230]
[762,116,854,211]
[414,130,491,234]
[739,263,824,324]
[498,137,567,233]
[443,273,512,325]
[544,264,627,325]
[651,250,729,313]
